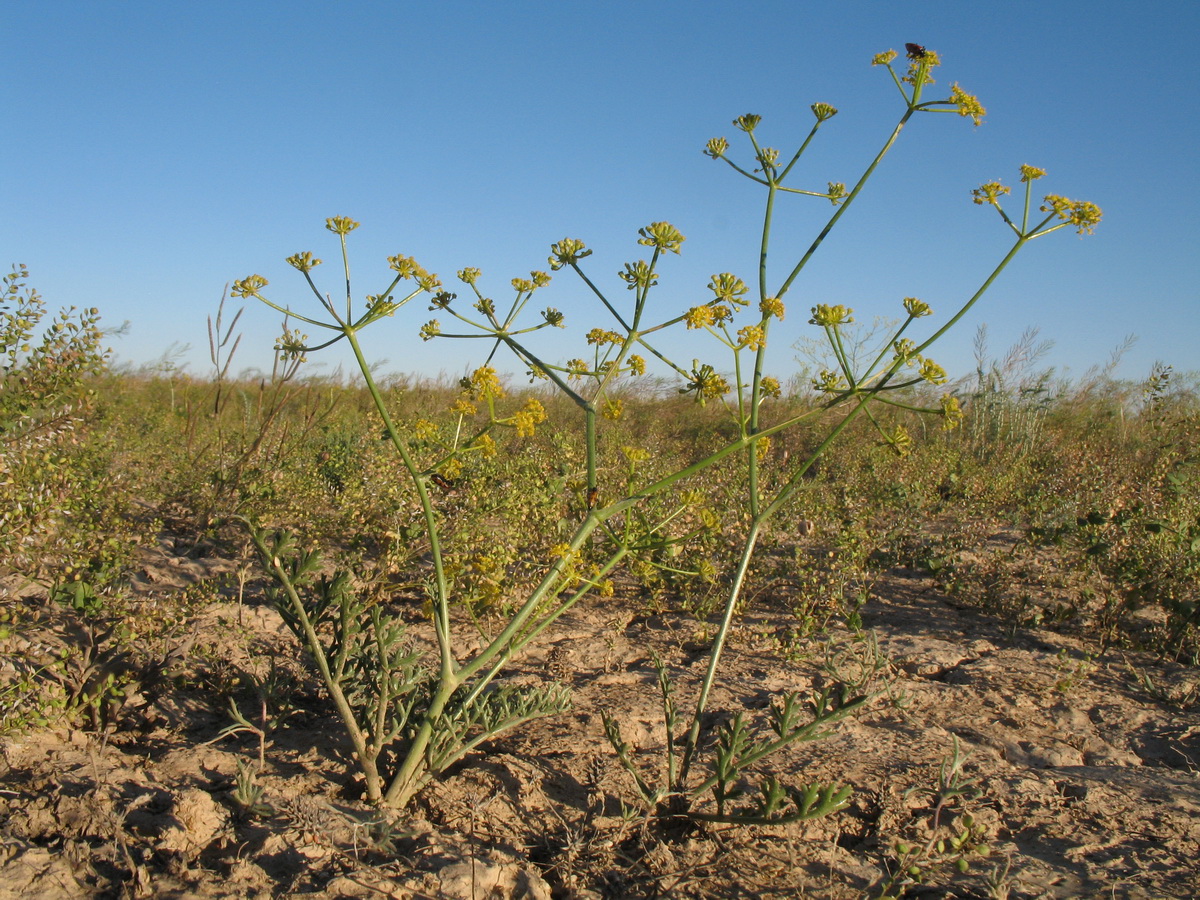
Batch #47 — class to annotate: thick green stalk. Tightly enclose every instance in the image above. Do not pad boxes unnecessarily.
[343,327,454,680]
[677,519,763,786]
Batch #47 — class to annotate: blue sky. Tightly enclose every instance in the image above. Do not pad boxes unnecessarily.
[5,1,1197,388]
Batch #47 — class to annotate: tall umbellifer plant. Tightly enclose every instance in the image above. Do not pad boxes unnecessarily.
[231,46,1099,814]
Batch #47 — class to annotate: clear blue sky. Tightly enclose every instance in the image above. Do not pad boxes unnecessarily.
[5,1,1197,388]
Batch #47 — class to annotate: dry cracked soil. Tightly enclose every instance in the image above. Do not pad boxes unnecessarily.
[2,536,1199,899]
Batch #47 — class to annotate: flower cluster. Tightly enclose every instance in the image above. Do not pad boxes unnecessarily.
[708,272,749,304]
[809,304,855,327]
[733,114,761,133]
[457,267,482,285]
[903,297,932,318]
[325,216,359,235]
[286,251,322,273]
[949,84,986,126]
[274,326,308,363]
[681,363,731,405]
[461,365,505,400]
[511,398,547,437]
[760,296,786,320]
[388,254,441,291]
[971,182,1012,207]
[231,274,268,298]
[704,136,729,159]
[882,425,913,456]
[812,370,846,393]
[618,260,658,291]
[737,325,766,351]
[940,394,964,430]
[811,102,838,122]
[586,327,624,347]
[637,222,686,254]
[601,398,624,421]
[1041,195,1103,235]
[548,238,591,270]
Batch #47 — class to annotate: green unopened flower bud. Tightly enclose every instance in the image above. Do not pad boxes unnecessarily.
[756,147,780,170]
[826,182,848,206]
[618,260,657,291]
[419,320,441,341]
[542,307,564,327]
[231,274,269,297]
[637,222,686,254]
[325,216,359,235]
[918,357,948,384]
[941,394,963,430]
[885,425,913,456]
[813,370,846,393]
[809,304,854,327]
[430,291,455,309]
[708,272,749,303]
[286,251,322,272]
[903,297,932,317]
[512,277,534,293]
[457,267,481,284]
[733,114,761,132]
[274,327,308,362]
[417,272,442,292]
[548,237,591,270]
[366,295,398,316]
[387,254,422,278]
[704,137,729,159]
[473,296,494,316]
[811,102,838,122]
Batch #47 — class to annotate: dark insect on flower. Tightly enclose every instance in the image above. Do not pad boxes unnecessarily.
[586,486,599,510]
[430,473,455,491]
[905,42,928,60]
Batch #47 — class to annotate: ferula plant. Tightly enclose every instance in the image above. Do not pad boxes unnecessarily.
[231,46,1099,814]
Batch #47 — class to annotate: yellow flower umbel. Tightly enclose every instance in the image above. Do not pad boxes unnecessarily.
[1041,195,1103,235]
[462,365,505,401]
[760,296,786,320]
[949,84,986,125]
[737,325,766,351]
[972,182,1012,207]
[511,398,547,437]
[940,394,964,430]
